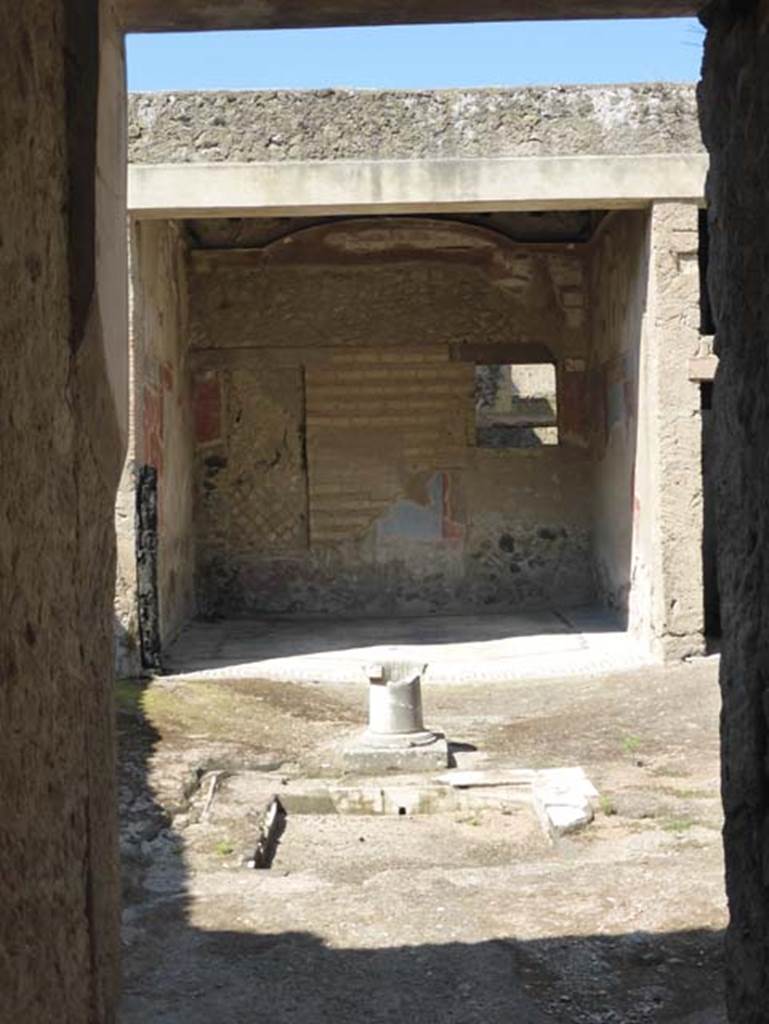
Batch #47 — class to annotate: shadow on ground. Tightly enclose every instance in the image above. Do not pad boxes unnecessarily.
[123,921,725,1024]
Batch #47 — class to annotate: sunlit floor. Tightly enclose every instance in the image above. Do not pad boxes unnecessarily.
[163,606,652,684]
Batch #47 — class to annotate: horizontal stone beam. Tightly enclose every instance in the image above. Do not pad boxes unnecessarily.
[119,0,697,33]
[129,154,707,219]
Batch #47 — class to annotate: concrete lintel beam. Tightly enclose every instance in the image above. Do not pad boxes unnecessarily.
[128,154,708,220]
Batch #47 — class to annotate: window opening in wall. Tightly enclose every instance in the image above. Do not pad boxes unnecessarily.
[475,362,559,448]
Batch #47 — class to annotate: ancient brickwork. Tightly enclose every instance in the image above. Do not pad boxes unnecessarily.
[700,4,769,1018]
[190,217,595,616]
[306,358,472,543]
[188,234,587,353]
[194,367,308,615]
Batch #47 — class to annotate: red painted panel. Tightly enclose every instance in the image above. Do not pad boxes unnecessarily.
[193,374,221,444]
[143,384,163,473]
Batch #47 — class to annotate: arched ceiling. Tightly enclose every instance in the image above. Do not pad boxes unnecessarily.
[182,210,607,251]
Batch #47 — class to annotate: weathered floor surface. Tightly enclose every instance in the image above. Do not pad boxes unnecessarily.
[118,651,726,1024]
[162,607,649,684]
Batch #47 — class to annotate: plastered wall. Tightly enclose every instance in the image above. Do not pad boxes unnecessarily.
[189,217,595,617]
[116,219,196,664]
[589,205,704,657]
[1,0,125,1019]
[589,210,650,624]
[646,202,704,658]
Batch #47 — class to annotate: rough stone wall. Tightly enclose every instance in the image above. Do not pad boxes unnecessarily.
[127,84,703,165]
[0,0,125,1020]
[700,4,769,1018]
[190,217,594,617]
[119,219,196,656]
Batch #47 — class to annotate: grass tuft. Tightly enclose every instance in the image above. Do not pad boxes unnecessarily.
[599,794,618,817]
[622,735,643,755]
[660,817,695,834]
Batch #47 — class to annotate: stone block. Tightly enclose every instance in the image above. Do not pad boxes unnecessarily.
[342,735,450,775]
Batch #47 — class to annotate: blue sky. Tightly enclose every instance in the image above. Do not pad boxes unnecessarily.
[127,18,704,92]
